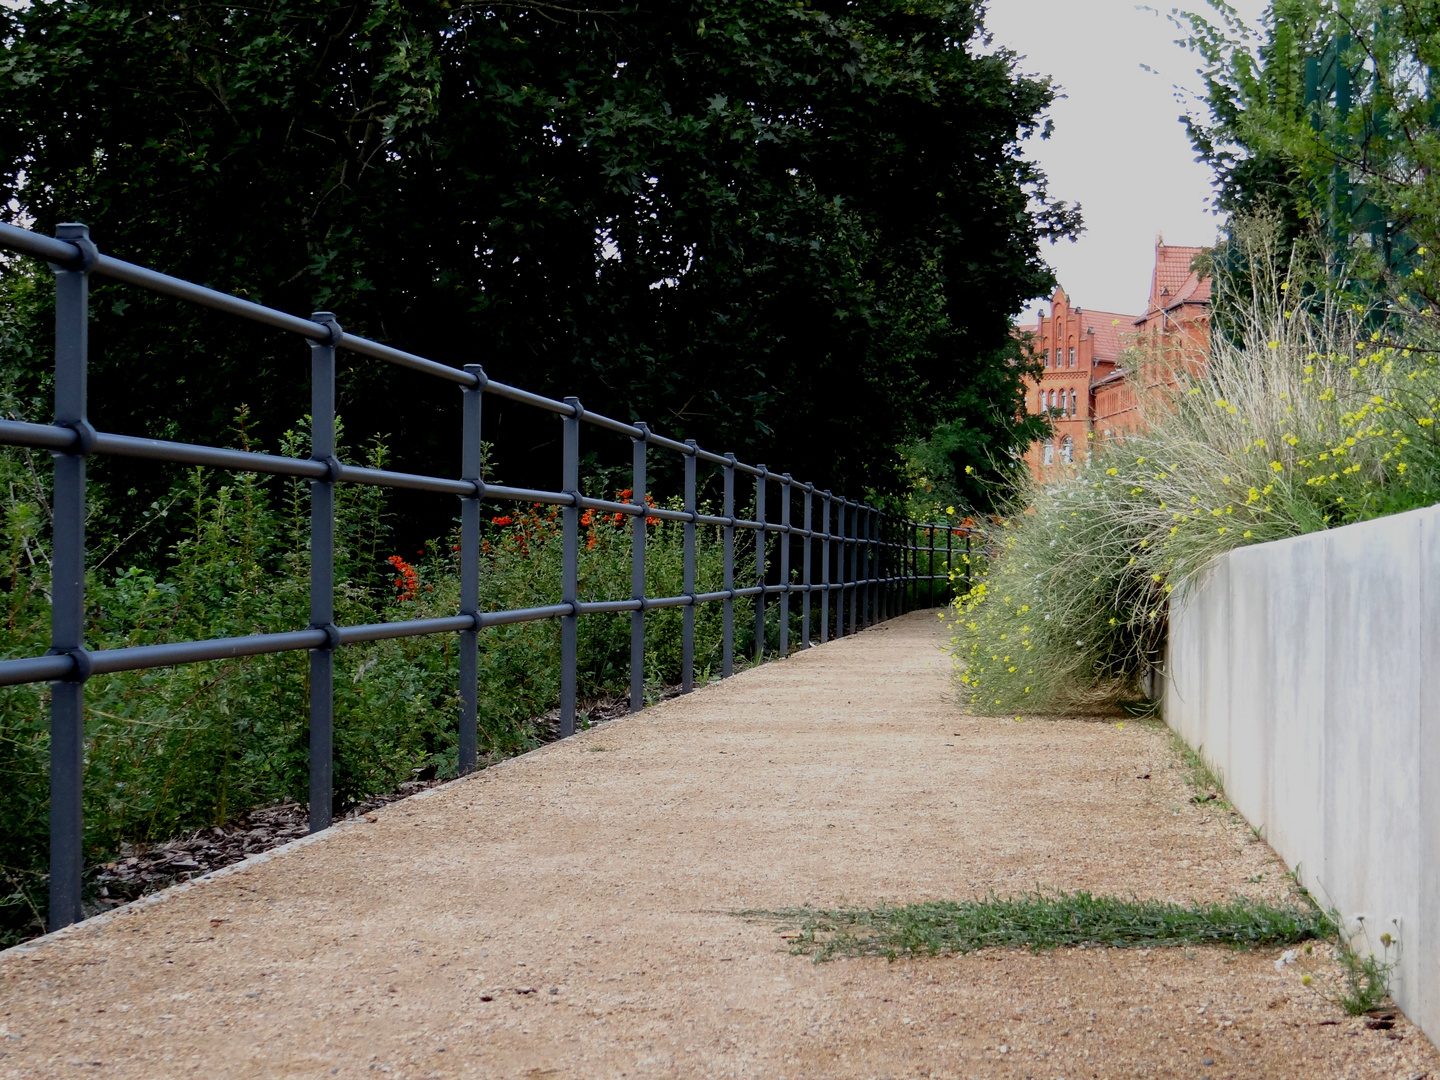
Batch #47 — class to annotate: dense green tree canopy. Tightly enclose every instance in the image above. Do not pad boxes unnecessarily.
[2,0,1075,531]
[1179,0,1440,295]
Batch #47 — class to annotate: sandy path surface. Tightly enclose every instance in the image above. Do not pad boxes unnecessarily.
[3,610,1436,1079]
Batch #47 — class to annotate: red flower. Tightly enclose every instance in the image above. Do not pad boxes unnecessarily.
[387,555,419,602]
[491,515,514,527]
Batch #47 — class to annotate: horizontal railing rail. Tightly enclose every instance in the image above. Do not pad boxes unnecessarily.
[0,220,975,932]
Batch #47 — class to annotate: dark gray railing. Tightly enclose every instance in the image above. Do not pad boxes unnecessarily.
[0,221,972,931]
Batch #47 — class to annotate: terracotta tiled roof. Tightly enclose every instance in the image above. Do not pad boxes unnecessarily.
[1140,244,1211,321]
[1078,309,1135,361]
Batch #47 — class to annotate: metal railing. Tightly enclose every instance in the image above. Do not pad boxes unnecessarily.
[0,221,973,931]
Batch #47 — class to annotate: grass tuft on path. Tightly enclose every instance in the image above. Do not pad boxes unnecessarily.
[747,891,1332,961]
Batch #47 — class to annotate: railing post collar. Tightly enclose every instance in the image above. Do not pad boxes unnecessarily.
[44,645,92,683]
[310,312,344,348]
[51,223,98,274]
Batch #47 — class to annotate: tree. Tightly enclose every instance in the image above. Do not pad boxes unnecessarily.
[1,0,1076,546]
[1178,0,1440,300]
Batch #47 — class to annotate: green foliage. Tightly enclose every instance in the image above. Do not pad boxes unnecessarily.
[0,0,1078,544]
[951,214,1440,713]
[0,426,749,944]
[1170,732,1231,809]
[903,336,1051,516]
[751,890,1332,961]
[1178,0,1440,296]
[1335,940,1394,1015]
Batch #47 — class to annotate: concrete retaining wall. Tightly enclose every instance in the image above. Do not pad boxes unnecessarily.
[1166,502,1440,1042]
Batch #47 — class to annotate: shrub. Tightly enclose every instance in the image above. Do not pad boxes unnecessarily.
[0,418,750,942]
[951,216,1440,713]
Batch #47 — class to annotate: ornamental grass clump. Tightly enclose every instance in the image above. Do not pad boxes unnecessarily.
[952,216,1440,713]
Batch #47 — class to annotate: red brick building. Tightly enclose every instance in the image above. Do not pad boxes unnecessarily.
[1018,240,1211,478]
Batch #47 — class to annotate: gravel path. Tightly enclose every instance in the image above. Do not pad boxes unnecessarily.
[3,610,1436,1079]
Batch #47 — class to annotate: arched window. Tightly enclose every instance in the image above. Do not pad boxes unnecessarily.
[1043,441,1055,465]
[1069,388,1078,415]
[1061,436,1074,464]
[1068,347,1075,367]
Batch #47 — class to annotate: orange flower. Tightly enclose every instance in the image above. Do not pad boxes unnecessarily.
[491,515,514,526]
[387,555,419,602]
[580,509,594,527]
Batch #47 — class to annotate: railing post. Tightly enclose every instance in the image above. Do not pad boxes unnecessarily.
[909,519,917,612]
[867,507,877,628]
[630,425,648,712]
[966,531,973,592]
[929,522,937,608]
[722,454,735,677]
[682,441,697,692]
[848,501,859,635]
[47,222,94,931]
[459,365,485,774]
[834,500,845,639]
[778,475,791,656]
[878,514,887,621]
[308,311,341,835]
[819,492,831,644]
[801,485,812,646]
[561,397,581,738]
[860,506,869,630]
[946,521,953,608]
[875,518,887,624]
[754,467,767,662]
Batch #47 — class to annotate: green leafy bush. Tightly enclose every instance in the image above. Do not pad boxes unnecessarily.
[0,422,749,943]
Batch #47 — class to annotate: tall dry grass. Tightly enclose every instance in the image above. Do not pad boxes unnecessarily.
[950,217,1440,713]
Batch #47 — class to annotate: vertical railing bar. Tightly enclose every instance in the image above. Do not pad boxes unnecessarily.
[754,467,767,663]
[458,364,484,775]
[901,517,908,614]
[819,492,831,643]
[778,475,791,656]
[835,500,846,639]
[880,513,888,621]
[630,423,648,712]
[308,310,340,835]
[801,485,812,646]
[875,518,887,624]
[682,442,697,692]
[722,454,735,677]
[928,521,937,608]
[946,522,953,609]
[560,397,581,737]
[867,507,877,628]
[904,521,915,613]
[966,530,973,592]
[47,222,91,931]
[860,506,869,630]
[840,504,852,639]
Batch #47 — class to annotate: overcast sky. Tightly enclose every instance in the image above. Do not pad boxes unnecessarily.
[984,0,1268,321]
